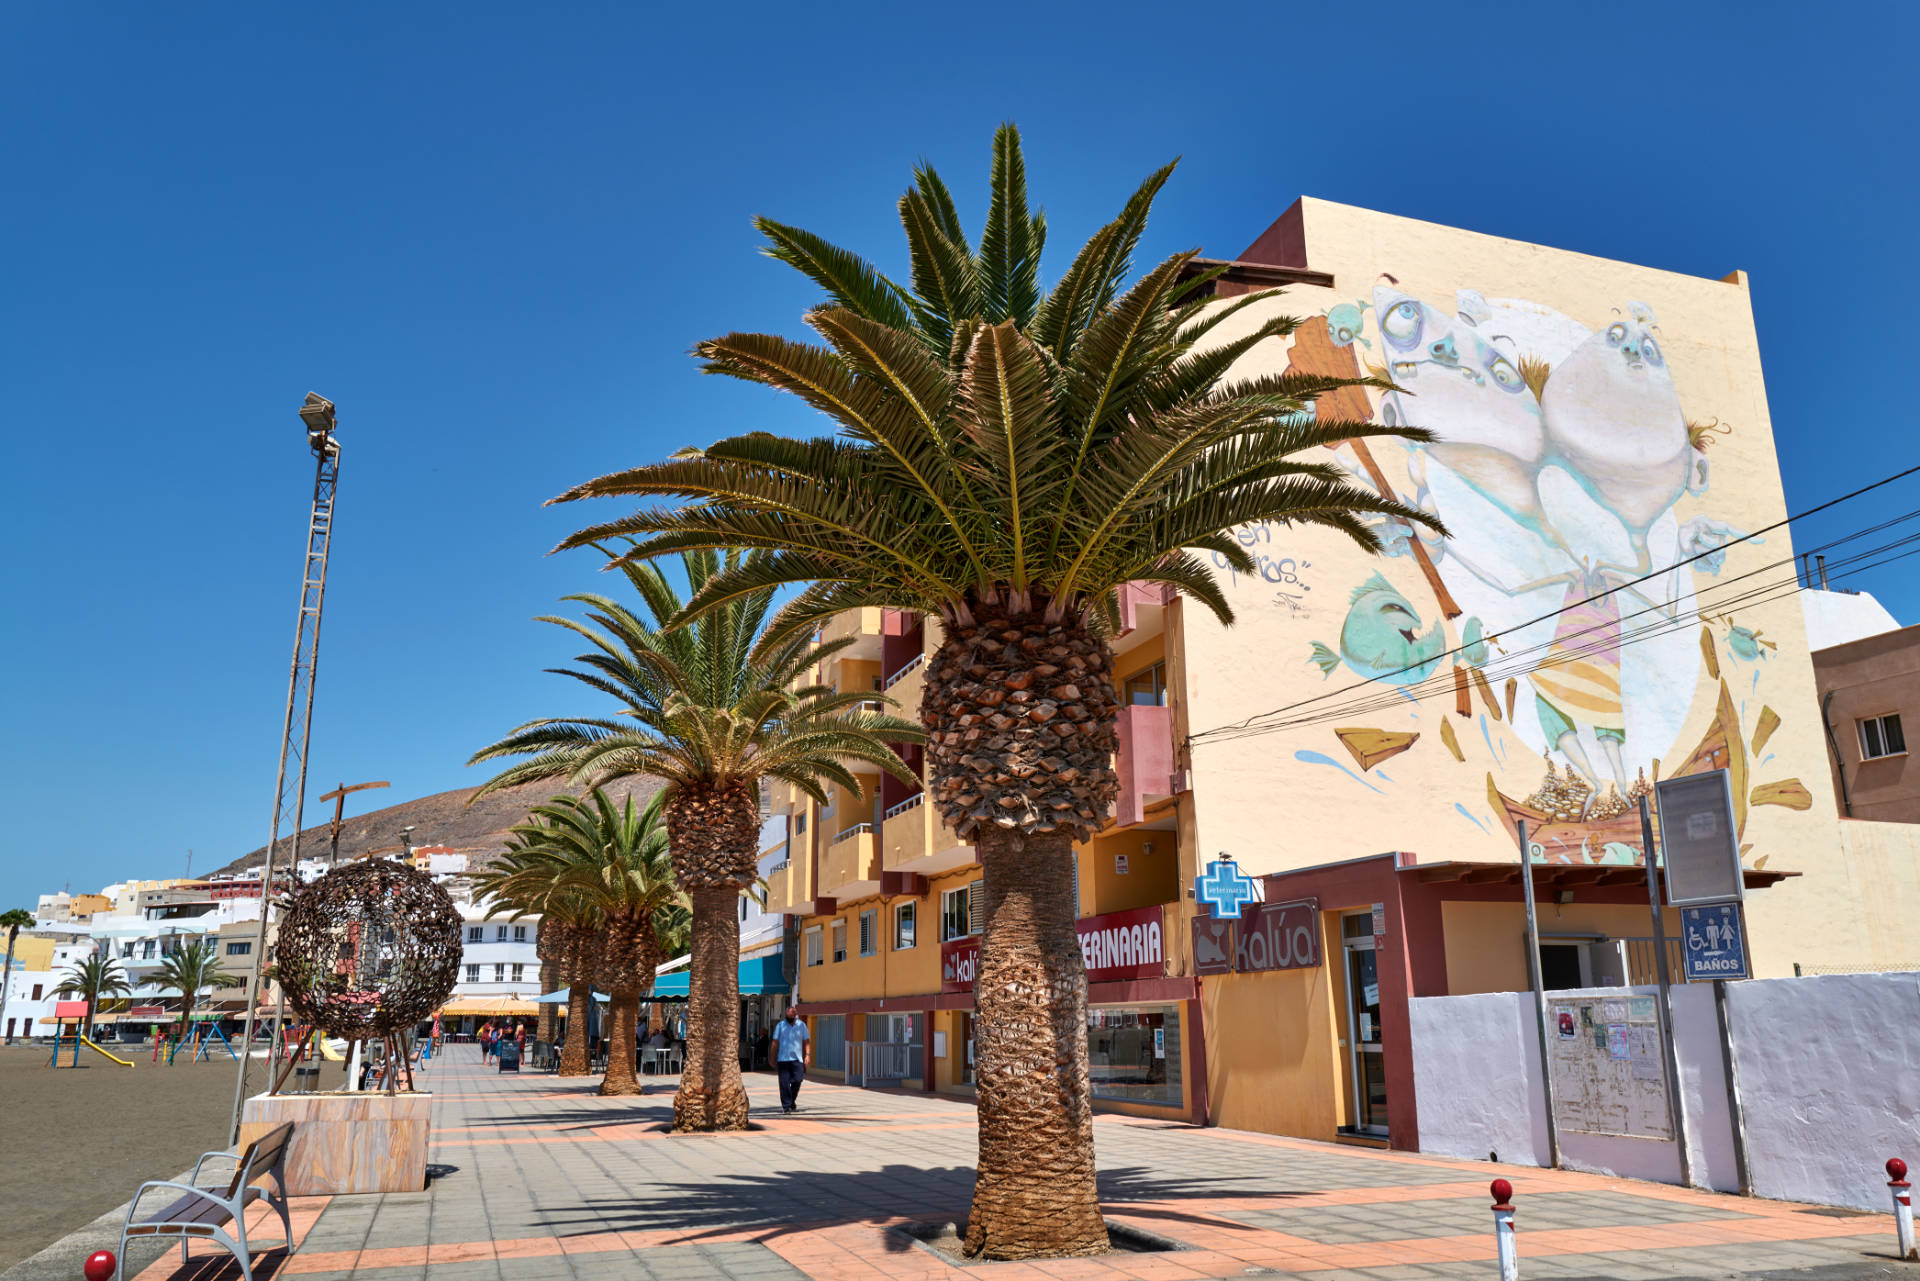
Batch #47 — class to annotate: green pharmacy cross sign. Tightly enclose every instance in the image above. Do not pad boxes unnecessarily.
[1196,854,1257,920]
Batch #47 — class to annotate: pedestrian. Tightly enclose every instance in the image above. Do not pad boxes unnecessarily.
[772,1007,809,1114]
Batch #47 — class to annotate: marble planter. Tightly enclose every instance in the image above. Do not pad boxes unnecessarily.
[240,1091,431,1195]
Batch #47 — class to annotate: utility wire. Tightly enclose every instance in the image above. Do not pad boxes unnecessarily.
[1189,468,1920,747]
[1211,523,1920,736]
[1192,462,1920,744]
[1199,536,1920,742]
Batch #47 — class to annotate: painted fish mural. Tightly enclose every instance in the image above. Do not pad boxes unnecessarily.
[1309,573,1446,685]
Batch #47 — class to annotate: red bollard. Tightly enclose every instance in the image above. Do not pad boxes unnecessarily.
[1891,1158,1916,1262]
[83,1249,116,1281]
[1491,1179,1518,1281]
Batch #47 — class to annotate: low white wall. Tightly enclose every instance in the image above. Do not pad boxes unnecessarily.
[1725,972,1920,1209]
[1411,973,1920,1209]
[1410,985,1737,1189]
[1408,991,1546,1166]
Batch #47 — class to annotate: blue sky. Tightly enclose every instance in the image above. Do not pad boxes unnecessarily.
[2,3,1914,909]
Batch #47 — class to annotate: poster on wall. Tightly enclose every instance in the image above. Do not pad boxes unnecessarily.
[1546,998,1671,1139]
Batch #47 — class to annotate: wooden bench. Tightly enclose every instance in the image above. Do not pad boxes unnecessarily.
[117,1121,294,1281]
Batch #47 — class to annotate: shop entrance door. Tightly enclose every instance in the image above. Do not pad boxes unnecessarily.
[1342,912,1388,1135]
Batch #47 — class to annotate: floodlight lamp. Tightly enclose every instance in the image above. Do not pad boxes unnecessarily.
[297,392,336,441]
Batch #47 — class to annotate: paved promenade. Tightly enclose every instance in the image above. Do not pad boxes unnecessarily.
[37,1046,1911,1281]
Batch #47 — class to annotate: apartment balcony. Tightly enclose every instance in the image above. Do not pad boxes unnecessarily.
[763,862,795,915]
[1115,702,1176,828]
[880,650,926,714]
[1113,580,1174,654]
[820,607,885,662]
[819,824,880,900]
[878,789,975,880]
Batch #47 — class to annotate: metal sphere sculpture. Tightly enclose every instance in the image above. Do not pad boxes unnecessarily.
[276,859,462,1039]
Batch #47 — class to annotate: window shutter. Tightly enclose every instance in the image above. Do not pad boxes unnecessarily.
[968,880,984,935]
[858,912,870,955]
[1071,854,1081,916]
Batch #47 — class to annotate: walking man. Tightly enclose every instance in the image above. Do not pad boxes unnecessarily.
[772,1006,809,1114]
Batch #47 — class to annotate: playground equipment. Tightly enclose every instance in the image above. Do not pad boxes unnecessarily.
[165,1017,238,1064]
[47,1002,135,1068]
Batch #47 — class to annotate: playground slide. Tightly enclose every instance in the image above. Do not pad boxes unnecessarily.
[318,1038,346,1061]
[80,1037,135,1067]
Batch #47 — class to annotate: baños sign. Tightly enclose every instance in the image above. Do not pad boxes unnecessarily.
[1193,897,1322,976]
[941,904,1166,993]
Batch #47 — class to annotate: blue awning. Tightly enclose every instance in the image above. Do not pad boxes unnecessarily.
[650,953,787,999]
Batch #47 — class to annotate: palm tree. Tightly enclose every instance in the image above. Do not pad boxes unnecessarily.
[514,789,683,1095]
[542,127,1439,1257]
[149,938,243,1035]
[0,908,34,1043]
[471,548,921,1131]
[474,826,604,1077]
[53,953,133,1043]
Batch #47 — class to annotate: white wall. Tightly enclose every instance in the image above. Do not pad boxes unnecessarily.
[1725,972,1920,1209]
[1413,985,1734,1194]
[1412,974,1920,1209]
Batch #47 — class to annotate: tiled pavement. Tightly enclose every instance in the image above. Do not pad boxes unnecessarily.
[101,1047,1909,1280]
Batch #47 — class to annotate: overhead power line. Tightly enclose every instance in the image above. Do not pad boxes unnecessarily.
[1189,462,1920,747]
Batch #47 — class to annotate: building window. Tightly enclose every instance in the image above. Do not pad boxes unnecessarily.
[513,925,527,943]
[493,963,505,983]
[795,813,807,835]
[465,964,479,983]
[740,896,749,922]
[467,926,484,943]
[858,909,877,957]
[1088,1003,1182,1106]
[31,984,43,1001]
[496,925,509,942]
[832,919,847,963]
[511,964,524,983]
[225,942,251,957]
[804,926,823,967]
[1123,662,1167,707]
[894,901,916,950]
[942,886,970,942]
[1860,713,1907,760]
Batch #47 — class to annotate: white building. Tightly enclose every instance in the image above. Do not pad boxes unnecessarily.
[445,900,542,1023]
[4,938,98,1041]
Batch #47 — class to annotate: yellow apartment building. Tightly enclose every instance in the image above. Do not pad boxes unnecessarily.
[768,198,1920,1151]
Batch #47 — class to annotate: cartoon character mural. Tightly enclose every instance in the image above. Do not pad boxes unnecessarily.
[1287,284,1805,860]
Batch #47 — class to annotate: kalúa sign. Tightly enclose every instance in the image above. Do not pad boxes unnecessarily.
[940,905,1165,993]
[1193,897,1322,976]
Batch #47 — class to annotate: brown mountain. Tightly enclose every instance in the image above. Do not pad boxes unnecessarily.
[208,775,666,879]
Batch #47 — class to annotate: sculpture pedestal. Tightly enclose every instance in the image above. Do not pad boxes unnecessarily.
[240,1091,431,1195]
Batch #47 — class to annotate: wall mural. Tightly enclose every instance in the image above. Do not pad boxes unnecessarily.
[1281,281,1812,866]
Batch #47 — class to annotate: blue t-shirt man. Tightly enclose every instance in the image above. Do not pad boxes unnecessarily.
[772,1011,809,1114]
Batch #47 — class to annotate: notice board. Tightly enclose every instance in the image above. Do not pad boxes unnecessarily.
[1545,996,1672,1140]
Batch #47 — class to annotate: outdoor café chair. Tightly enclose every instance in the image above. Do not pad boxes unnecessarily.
[116,1121,294,1281]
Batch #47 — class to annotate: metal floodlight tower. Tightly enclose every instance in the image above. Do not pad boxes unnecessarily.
[229,393,344,1142]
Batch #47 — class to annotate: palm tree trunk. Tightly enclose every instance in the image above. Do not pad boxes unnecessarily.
[672,885,748,1131]
[963,829,1107,1260]
[538,958,559,1044]
[560,948,592,1076]
[600,984,643,1095]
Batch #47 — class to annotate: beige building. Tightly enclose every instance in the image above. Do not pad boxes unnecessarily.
[768,198,1920,1150]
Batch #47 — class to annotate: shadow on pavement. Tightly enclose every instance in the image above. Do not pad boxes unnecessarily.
[531,1162,1312,1252]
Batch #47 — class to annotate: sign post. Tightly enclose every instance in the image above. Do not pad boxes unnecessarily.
[1517,819,1561,1170]
[1638,794,1693,1187]
[1653,769,1754,1194]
